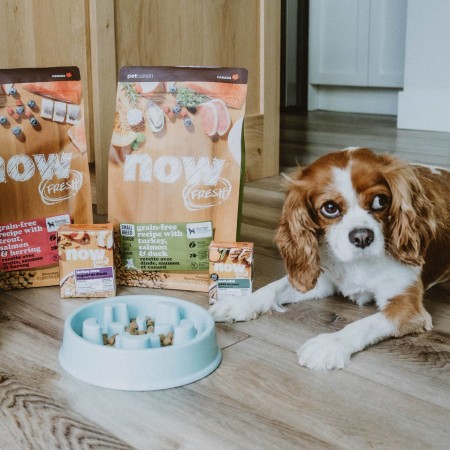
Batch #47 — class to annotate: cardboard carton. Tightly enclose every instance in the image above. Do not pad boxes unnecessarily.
[208,241,253,304]
[58,223,115,298]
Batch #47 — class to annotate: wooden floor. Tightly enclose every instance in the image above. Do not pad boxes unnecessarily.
[280,110,450,170]
[1,111,449,449]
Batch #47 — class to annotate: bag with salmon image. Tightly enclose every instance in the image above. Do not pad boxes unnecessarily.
[0,67,92,289]
[108,66,248,292]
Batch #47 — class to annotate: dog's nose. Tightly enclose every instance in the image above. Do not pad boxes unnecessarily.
[349,228,374,249]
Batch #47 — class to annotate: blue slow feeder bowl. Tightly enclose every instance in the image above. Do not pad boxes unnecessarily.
[59,295,222,390]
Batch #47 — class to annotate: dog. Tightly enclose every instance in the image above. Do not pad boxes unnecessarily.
[210,148,450,370]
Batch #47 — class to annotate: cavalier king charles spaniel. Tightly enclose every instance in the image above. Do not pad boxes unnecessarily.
[210,148,450,370]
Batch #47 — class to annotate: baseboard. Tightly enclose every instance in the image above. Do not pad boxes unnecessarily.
[308,85,400,115]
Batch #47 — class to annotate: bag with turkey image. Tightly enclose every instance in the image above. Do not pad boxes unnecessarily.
[108,66,248,292]
[0,67,92,289]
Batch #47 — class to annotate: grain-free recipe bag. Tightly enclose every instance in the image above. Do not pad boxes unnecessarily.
[0,67,92,289]
[108,66,248,292]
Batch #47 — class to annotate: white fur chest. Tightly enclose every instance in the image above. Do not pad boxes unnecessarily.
[322,254,420,307]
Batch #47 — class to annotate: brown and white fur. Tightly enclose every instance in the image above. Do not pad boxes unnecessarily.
[210,148,450,370]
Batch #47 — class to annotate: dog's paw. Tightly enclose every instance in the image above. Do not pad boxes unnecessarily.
[209,296,259,323]
[297,333,352,370]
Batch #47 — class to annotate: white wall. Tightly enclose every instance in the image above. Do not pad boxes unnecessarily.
[397,0,450,132]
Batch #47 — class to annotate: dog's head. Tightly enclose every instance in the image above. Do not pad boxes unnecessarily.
[276,148,435,292]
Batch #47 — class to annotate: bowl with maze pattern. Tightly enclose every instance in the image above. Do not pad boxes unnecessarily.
[59,295,222,390]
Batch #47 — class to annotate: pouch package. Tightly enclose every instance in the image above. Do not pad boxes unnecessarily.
[0,67,92,289]
[108,66,248,292]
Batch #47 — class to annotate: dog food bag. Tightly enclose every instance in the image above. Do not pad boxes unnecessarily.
[108,66,248,292]
[58,223,115,298]
[208,241,253,304]
[0,67,92,289]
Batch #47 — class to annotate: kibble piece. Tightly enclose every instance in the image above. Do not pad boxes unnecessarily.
[108,334,118,346]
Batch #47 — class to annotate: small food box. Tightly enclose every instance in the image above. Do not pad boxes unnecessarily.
[208,241,253,304]
[58,223,116,298]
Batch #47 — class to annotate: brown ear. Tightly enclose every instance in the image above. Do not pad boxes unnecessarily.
[275,181,321,292]
[382,157,434,266]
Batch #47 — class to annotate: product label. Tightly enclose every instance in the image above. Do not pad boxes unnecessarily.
[74,267,114,294]
[216,278,252,295]
[0,214,70,271]
[120,221,212,271]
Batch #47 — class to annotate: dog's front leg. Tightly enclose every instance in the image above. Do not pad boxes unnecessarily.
[297,312,397,370]
[297,281,433,370]
[209,275,335,322]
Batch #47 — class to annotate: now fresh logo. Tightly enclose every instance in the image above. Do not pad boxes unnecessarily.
[0,153,83,206]
[66,248,106,261]
[213,262,246,274]
[123,154,231,211]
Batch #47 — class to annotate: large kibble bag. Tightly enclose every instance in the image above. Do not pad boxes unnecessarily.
[108,66,248,292]
[0,67,92,289]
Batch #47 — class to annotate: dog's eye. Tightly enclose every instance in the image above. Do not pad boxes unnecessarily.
[371,194,390,211]
[320,201,341,218]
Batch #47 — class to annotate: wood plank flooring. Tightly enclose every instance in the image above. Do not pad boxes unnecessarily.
[280,110,450,170]
[1,111,449,449]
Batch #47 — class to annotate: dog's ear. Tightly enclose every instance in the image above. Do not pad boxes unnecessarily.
[382,157,434,266]
[275,177,321,292]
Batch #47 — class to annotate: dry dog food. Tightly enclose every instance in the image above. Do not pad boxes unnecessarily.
[58,223,115,298]
[108,66,248,292]
[104,317,174,347]
[208,241,253,304]
[0,67,92,289]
